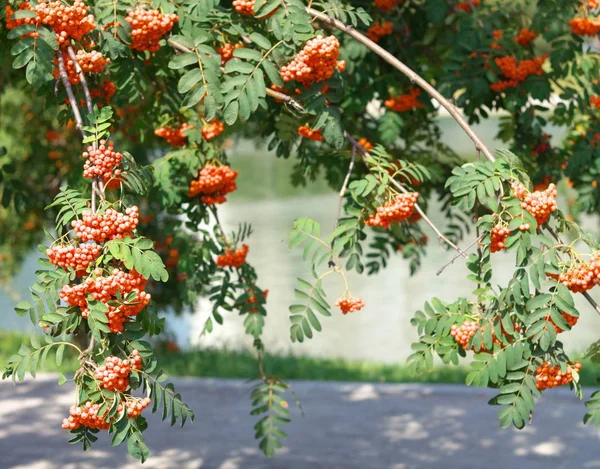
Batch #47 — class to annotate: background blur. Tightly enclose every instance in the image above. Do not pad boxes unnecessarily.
[3,115,600,366]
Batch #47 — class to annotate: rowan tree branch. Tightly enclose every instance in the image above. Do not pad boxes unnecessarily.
[56,49,85,139]
[305,7,496,163]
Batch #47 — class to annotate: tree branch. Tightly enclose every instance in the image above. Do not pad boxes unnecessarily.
[305,7,496,163]
[56,49,85,139]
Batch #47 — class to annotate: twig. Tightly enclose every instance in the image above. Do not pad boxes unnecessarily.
[436,234,484,276]
[345,132,468,258]
[305,7,495,163]
[265,87,306,112]
[56,49,85,139]
[333,145,356,232]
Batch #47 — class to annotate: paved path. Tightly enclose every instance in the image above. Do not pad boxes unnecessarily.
[1,375,600,469]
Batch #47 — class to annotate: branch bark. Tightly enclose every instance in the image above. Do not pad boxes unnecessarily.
[56,49,85,139]
[305,7,496,163]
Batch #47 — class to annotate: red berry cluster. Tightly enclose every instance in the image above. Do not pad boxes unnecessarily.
[374,0,402,11]
[366,22,393,42]
[535,361,582,391]
[154,123,193,147]
[547,312,579,333]
[455,0,480,12]
[511,182,557,225]
[5,2,39,37]
[53,49,110,85]
[62,402,110,431]
[490,55,547,92]
[124,397,152,418]
[72,206,139,243]
[125,8,178,52]
[94,350,142,393]
[570,17,600,36]
[357,137,374,152]
[490,225,511,253]
[298,125,324,141]
[335,297,365,314]
[384,88,424,112]
[188,164,238,205]
[233,0,255,15]
[515,28,537,46]
[217,43,243,64]
[35,0,95,44]
[451,321,502,352]
[549,252,600,293]
[216,244,249,268]
[60,268,150,332]
[202,120,225,141]
[590,0,599,8]
[82,139,123,185]
[90,80,117,105]
[46,243,101,274]
[280,36,343,87]
[365,193,419,229]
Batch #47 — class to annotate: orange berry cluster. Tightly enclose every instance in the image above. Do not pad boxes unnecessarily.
[490,225,511,253]
[374,0,402,11]
[546,312,579,333]
[451,321,502,352]
[335,297,365,314]
[217,43,243,64]
[82,140,123,185]
[61,396,151,431]
[384,88,424,112]
[591,96,600,110]
[53,49,110,85]
[549,252,600,293]
[35,0,95,44]
[72,206,139,243]
[490,55,547,92]
[124,397,152,418]
[298,125,324,141]
[60,268,150,332]
[94,350,142,393]
[5,2,38,37]
[125,8,178,52]
[280,35,342,87]
[511,182,557,225]
[357,137,374,152]
[535,362,582,391]
[366,22,393,42]
[515,28,537,46]
[243,289,269,313]
[216,244,249,268]
[490,30,504,50]
[154,123,193,147]
[456,0,480,12]
[233,0,255,15]
[90,80,117,105]
[365,193,419,229]
[188,164,238,205]
[46,243,101,274]
[202,120,225,141]
[590,0,599,8]
[570,17,600,36]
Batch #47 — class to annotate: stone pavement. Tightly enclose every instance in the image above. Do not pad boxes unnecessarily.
[1,375,599,469]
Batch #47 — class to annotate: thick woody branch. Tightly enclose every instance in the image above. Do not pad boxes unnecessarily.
[305,7,496,163]
[56,49,85,139]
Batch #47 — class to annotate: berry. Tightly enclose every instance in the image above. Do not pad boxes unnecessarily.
[298,125,324,141]
[374,0,402,11]
[216,244,249,268]
[511,182,557,225]
[72,206,139,243]
[233,0,255,15]
[124,397,152,419]
[5,2,39,37]
[46,243,101,274]
[62,402,110,431]
[82,139,123,185]
[335,297,365,314]
[125,8,178,52]
[551,251,600,293]
[535,361,582,391]
[90,80,117,105]
[570,17,600,36]
[202,120,225,141]
[490,225,511,253]
[365,193,419,229]
[53,49,110,85]
[450,321,502,352]
[217,43,243,64]
[490,55,547,92]
[154,123,193,147]
[94,352,143,393]
[280,36,342,87]
[515,28,537,46]
[456,0,480,12]
[188,164,238,204]
[34,0,95,44]
[357,137,374,152]
[366,22,393,42]
[384,88,424,112]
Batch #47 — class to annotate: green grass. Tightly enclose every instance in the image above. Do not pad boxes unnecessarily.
[2,330,600,387]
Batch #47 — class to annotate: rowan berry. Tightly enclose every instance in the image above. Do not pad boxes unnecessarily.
[202,120,225,141]
[72,206,139,243]
[365,193,419,229]
[123,397,151,418]
[62,402,110,431]
[490,55,547,92]
[125,8,178,52]
[357,138,373,152]
[280,36,342,87]
[188,164,238,204]
[455,0,480,12]
[552,251,600,293]
[34,0,95,44]
[53,49,110,85]
[4,2,39,37]
[490,225,511,253]
[94,356,134,393]
[46,242,101,274]
[216,244,249,268]
[298,125,324,141]
[590,0,599,8]
[570,17,600,36]
[335,296,365,314]
[451,321,502,352]
[535,361,582,391]
[217,43,243,64]
[384,88,424,112]
[516,28,537,46]
[233,0,255,15]
[511,182,557,225]
[366,22,393,42]
[374,0,402,11]
[90,80,117,105]
[154,123,193,147]
[82,139,123,185]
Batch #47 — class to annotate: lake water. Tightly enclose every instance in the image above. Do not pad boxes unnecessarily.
[3,117,600,363]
